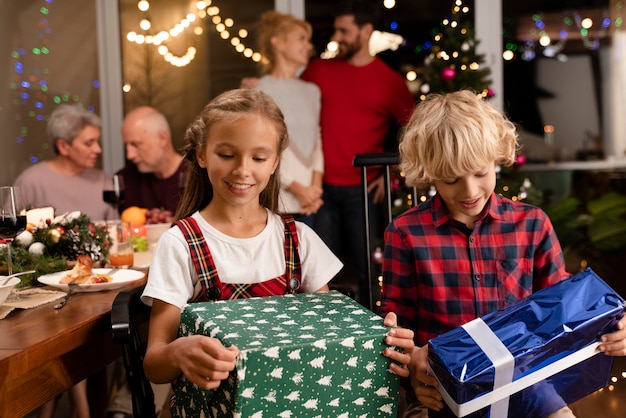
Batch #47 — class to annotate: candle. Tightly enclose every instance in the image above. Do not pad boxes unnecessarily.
[544,125,555,147]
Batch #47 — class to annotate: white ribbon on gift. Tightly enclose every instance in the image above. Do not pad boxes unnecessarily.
[430,317,602,418]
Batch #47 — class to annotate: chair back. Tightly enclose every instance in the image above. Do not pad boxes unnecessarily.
[353,152,418,310]
[111,285,157,418]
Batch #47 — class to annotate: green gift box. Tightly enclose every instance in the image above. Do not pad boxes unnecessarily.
[175,291,400,417]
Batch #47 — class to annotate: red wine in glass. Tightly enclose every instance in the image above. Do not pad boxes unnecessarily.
[103,175,125,209]
[0,215,27,240]
[103,190,126,207]
[0,186,26,275]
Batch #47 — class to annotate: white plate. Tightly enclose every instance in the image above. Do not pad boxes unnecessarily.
[37,268,145,292]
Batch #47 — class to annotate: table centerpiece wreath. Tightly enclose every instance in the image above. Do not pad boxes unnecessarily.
[0,210,111,288]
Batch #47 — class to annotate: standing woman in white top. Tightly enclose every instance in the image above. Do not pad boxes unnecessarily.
[256,11,324,228]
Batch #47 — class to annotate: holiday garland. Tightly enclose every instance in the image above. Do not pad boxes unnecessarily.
[1,211,110,288]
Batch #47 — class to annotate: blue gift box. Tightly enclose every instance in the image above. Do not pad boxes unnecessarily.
[428,268,625,418]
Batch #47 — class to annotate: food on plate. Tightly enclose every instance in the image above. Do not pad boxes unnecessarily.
[89,274,113,284]
[58,256,114,284]
[60,255,93,284]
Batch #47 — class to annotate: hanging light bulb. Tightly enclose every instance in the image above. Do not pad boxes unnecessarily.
[139,19,151,31]
[137,0,149,12]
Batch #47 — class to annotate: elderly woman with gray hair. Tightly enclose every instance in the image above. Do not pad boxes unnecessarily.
[13,104,117,221]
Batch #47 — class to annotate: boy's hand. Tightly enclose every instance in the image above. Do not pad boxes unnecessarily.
[598,315,626,356]
[409,346,444,411]
[382,312,414,377]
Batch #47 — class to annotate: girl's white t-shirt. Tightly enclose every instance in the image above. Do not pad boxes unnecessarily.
[141,210,343,310]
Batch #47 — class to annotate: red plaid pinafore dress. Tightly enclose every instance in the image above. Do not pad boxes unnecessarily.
[173,214,302,302]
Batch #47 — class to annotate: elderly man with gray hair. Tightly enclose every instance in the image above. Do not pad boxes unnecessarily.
[13,104,117,221]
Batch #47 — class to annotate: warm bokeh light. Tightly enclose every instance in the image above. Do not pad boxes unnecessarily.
[539,35,551,46]
[137,0,149,12]
[139,19,151,31]
[503,49,515,60]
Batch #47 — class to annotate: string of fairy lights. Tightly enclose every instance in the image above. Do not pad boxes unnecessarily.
[9,0,99,163]
[504,6,623,62]
[125,0,263,68]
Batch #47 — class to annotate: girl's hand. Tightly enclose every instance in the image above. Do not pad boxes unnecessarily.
[599,315,626,356]
[382,312,415,378]
[174,335,240,390]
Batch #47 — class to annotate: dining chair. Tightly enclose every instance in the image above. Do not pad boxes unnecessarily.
[111,285,157,418]
[353,152,418,311]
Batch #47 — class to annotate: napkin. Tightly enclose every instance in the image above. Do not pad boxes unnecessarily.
[0,288,66,319]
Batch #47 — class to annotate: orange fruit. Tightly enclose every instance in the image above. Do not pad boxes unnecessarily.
[121,206,147,225]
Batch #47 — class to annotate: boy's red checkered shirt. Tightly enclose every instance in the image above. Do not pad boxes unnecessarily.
[379,192,568,346]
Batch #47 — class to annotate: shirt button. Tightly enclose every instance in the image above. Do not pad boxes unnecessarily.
[469,237,475,243]
[474,274,481,281]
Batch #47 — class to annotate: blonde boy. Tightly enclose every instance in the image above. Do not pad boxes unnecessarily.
[379,90,626,418]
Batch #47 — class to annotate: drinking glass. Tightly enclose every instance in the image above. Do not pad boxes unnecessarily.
[108,220,134,268]
[0,187,26,276]
[103,175,125,211]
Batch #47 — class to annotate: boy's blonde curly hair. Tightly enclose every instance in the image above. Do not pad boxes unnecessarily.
[399,90,518,187]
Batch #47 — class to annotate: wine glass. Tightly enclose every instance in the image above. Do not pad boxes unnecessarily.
[0,186,26,276]
[103,175,125,212]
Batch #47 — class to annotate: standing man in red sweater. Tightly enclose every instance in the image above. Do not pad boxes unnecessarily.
[300,0,415,305]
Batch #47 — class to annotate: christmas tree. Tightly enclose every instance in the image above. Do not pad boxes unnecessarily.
[420,0,492,98]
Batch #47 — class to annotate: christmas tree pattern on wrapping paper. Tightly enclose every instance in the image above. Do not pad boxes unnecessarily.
[175,291,399,417]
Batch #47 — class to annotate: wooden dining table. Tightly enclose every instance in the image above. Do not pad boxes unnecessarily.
[0,276,146,418]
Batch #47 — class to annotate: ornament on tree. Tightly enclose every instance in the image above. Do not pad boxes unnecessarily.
[441,67,456,81]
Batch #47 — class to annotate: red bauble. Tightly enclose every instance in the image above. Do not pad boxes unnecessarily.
[441,67,456,81]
